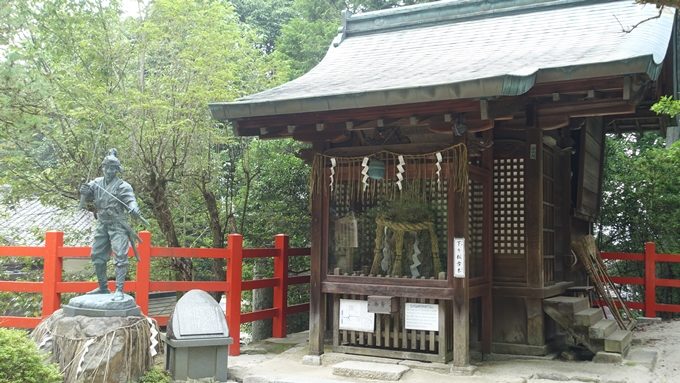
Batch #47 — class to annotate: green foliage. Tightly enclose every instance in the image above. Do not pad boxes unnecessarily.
[231,0,296,53]
[0,328,62,383]
[597,134,680,253]
[597,133,680,317]
[381,198,433,223]
[651,95,680,118]
[272,0,436,79]
[136,366,171,383]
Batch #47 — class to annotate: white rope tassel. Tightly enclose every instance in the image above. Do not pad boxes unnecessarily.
[435,152,443,190]
[396,155,405,191]
[76,338,96,377]
[147,317,159,357]
[361,157,370,191]
[329,157,336,192]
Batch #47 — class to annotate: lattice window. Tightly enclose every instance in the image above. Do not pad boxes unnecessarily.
[493,158,525,257]
[468,180,484,278]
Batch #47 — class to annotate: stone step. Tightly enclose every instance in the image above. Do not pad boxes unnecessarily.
[605,329,632,354]
[574,308,604,327]
[332,361,410,381]
[544,296,590,318]
[589,319,617,339]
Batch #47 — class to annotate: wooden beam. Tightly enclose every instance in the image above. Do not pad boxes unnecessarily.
[232,99,480,130]
[480,97,527,120]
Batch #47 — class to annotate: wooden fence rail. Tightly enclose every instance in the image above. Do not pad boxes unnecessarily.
[601,242,680,317]
[0,231,311,356]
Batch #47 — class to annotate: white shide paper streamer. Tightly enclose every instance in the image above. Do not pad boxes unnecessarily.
[329,157,336,192]
[396,155,405,191]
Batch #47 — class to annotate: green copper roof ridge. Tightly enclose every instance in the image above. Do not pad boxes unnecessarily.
[341,0,620,38]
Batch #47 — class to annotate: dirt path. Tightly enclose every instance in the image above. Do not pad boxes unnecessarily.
[227,319,680,383]
[632,318,680,383]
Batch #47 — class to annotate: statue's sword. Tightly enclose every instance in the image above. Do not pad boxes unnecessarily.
[91,182,151,227]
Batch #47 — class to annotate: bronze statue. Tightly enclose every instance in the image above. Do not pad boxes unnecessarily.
[79,149,141,301]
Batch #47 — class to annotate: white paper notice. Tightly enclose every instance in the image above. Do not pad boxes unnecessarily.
[405,303,439,331]
[454,237,465,278]
[339,299,375,332]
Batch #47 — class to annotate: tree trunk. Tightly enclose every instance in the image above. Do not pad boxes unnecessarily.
[251,258,273,341]
[147,171,192,281]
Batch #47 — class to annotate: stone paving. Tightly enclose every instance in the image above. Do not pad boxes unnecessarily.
[219,328,662,383]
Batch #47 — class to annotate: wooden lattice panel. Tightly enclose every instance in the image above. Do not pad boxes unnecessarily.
[333,294,451,362]
[468,180,484,278]
[493,157,526,283]
[493,158,525,256]
[328,174,448,278]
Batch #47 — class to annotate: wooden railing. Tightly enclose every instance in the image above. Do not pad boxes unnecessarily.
[601,242,680,317]
[0,231,311,356]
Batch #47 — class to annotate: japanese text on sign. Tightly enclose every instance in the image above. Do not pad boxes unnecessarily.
[454,237,465,278]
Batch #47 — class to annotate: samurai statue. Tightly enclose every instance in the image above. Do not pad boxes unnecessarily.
[79,149,141,301]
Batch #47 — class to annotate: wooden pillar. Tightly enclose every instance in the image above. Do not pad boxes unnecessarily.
[309,144,326,355]
[482,129,494,354]
[451,137,470,367]
[42,231,63,317]
[135,231,152,315]
[525,109,544,346]
[644,242,657,318]
[227,234,243,356]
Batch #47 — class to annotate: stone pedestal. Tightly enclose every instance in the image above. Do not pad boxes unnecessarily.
[32,309,159,383]
[63,293,141,317]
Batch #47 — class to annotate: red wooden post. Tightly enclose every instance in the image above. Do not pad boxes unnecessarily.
[273,234,289,338]
[135,231,152,315]
[42,231,63,317]
[227,234,243,356]
[644,242,657,317]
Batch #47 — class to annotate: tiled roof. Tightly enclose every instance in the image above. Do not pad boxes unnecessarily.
[0,195,94,246]
[210,0,675,120]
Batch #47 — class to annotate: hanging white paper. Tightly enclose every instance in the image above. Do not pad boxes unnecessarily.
[76,338,96,377]
[396,155,405,190]
[147,317,159,357]
[329,157,336,192]
[361,157,370,191]
[409,235,421,277]
[435,152,443,190]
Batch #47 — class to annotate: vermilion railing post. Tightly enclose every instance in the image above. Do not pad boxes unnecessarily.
[135,231,152,315]
[227,234,243,356]
[644,242,657,317]
[42,231,63,317]
[273,234,289,338]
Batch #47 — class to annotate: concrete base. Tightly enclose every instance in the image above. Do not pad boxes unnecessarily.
[332,361,410,381]
[491,342,550,356]
[63,293,141,317]
[592,351,623,364]
[302,355,322,366]
[449,365,477,376]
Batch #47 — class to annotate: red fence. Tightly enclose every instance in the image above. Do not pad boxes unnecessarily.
[0,231,311,356]
[601,242,680,317]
